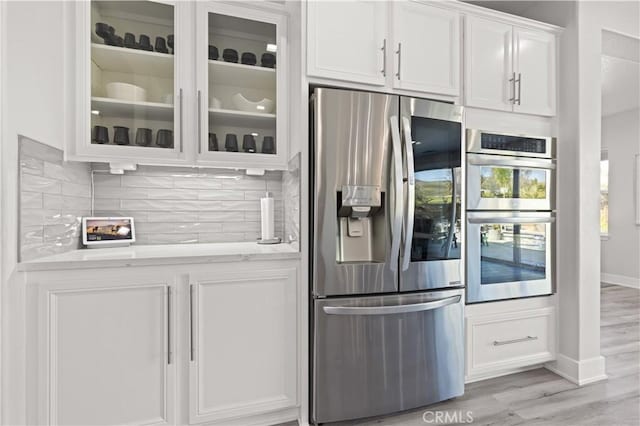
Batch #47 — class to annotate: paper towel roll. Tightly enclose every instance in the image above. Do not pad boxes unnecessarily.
[260,192,275,241]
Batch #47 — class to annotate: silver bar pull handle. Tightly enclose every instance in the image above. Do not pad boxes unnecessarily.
[468,154,556,170]
[389,116,403,271]
[167,286,172,365]
[493,335,538,346]
[401,116,415,271]
[179,88,184,153]
[381,39,387,76]
[189,284,195,362]
[516,73,522,105]
[468,216,555,224]
[324,295,461,316]
[508,72,516,103]
[395,43,402,80]
[197,90,202,154]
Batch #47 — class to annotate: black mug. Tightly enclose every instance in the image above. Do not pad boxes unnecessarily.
[242,134,256,153]
[156,129,173,148]
[138,34,152,51]
[135,128,152,146]
[225,134,238,152]
[124,32,137,49]
[92,126,109,144]
[113,126,130,145]
[167,34,174,54]
[209,45,219,60]
[155,37,168,54]
[261,53,276,68]
[223,48,238,63]
[241,52,256,66]
[95,23,114,45]
[262,136,275,154]
[208,133,218,151]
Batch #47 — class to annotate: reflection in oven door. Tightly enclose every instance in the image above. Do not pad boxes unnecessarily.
[466,211,555,303]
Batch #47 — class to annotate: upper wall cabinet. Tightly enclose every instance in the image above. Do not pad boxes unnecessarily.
[391,2,459,95]
[464,15,557,116]
[195,2,288,170]
[72,0,188,164]
[307,1,387,86]
[307,1,461,98]
[69,1,291,170]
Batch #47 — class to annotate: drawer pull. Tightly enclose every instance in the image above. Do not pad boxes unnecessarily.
[493,335,538,346]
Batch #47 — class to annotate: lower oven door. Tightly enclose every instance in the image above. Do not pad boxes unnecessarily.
[466,211,555,304]
[312,289,464,424]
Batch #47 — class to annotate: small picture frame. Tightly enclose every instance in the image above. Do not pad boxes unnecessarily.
[82,217,136,247]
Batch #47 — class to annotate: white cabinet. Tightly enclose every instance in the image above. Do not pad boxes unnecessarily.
[513,27,557,116]
[465,298,556,383]
[70,0,291,170]
[464,15,557,116]
[306,1,387,86]
[188,265,298,424]
[30,275,175,425]
[307,0,461,98]
[391,2,459,95]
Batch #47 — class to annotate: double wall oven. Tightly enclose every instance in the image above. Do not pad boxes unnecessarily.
[466,129,556,304]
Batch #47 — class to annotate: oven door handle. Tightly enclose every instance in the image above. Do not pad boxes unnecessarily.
[401,116,415,272]
[468,216,555,224]
[323,295,461,316]
[468,155,556,170]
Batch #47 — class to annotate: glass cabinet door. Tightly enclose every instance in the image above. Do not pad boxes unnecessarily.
[197,3,286,168]
[87,1,182,160]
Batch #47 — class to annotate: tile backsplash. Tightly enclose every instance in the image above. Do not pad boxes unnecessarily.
[92,165,284,245]
[19,137,92,261]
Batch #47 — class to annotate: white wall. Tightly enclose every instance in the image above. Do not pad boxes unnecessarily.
[601,108,640,284]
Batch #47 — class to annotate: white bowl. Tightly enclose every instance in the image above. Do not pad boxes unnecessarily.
[106,82,147,102]
[232,93,274,114]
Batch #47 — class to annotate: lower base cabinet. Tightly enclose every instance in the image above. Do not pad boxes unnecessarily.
[465,298,556,383]
[189,267,298,424]
[27,260,300,426]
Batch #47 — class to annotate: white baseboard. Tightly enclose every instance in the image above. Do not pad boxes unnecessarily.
[601,273,640,289]
[545,354,607,385]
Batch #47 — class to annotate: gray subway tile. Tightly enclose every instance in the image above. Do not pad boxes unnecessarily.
[21,191,43,209]
[122,175,173,188]
[21,174,62,194]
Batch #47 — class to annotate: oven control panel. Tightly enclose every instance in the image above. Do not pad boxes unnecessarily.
[480,133,546,154]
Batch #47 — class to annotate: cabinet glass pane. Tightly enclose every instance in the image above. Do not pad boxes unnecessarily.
[410,117,462,262]
[207,13,277,155]
[480,223,547,284]
[90,1,175,150]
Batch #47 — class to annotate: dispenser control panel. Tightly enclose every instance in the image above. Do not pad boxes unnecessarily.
[342,185,381,207]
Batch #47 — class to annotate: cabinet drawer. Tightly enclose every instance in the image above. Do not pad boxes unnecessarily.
[466,307,555,381]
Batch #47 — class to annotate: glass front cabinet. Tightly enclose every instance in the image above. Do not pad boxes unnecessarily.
[71,0,289,170]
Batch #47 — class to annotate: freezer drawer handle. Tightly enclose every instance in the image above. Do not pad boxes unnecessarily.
[468,216,555,224]
[323,295,461,316]
[493,335,538,346]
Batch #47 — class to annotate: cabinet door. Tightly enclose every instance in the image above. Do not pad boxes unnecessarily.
[307,1,386,86]
[391,2,460,96]
[34,281,174,425]
[189,267,297,424]
[73,0,190,164]
[196,2,289,170]
[464,15,514,111]
[513,28,557,116]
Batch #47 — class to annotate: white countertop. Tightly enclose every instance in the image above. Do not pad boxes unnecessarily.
[18,242,301,272]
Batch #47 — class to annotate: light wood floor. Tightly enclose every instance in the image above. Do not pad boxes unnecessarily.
[329,284,640,426]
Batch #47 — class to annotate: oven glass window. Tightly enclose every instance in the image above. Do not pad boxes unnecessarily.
[480,223,546,284]
[410,116,462,262]
[480,167,547,199]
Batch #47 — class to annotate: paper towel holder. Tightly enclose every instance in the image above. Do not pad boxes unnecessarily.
[257,236,282,245]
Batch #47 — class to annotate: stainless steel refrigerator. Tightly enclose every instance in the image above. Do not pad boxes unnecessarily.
[311,88,465,424]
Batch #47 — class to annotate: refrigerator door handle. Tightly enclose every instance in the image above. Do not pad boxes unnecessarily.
[389,116,403,271]
[323,295,461,316]
[401,116,415,271]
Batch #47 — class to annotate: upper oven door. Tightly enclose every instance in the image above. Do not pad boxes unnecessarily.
[467,153,556,211]
[399,97,465,292]
[466,211,555,304]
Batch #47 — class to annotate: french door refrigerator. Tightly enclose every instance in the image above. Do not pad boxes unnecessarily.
[310,88,465,424]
